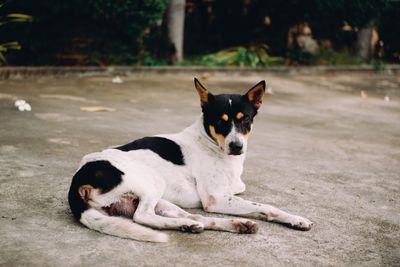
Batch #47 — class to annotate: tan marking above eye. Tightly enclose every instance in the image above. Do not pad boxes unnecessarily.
[221,114,229,121]
[236,112,244,120]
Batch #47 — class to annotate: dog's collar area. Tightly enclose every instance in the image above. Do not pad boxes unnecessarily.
[200,122,219,146]
[196,115,225,154]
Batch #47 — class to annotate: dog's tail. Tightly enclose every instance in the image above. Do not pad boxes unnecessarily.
[80,208,169,243]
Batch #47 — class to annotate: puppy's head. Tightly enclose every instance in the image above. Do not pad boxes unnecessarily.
[194,78,266,156]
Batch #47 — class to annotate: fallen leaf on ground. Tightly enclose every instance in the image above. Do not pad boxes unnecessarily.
[80,106,116,112]
[40,94,90,102]
[199,75,210,80]
[112,76,123,84]
[360,90,368,98]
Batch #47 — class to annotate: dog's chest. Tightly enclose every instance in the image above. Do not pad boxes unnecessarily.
[191,151,246,194]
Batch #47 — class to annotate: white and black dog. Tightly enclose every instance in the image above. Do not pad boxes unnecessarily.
[68,78,313,242]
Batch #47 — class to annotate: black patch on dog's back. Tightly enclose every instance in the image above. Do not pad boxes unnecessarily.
[68,160,124,220]
[115,137,185,165]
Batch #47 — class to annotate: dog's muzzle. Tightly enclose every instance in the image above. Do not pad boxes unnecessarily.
[228,141,243,155]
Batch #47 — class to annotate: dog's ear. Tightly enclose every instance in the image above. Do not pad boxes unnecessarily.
[245,80,266,109]
[194,78,212,107]
[78,185,93,201]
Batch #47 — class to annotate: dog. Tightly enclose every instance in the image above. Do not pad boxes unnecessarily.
[68,78,313,242]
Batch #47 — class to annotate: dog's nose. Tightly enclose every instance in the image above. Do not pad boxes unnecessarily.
[229,141,243,155]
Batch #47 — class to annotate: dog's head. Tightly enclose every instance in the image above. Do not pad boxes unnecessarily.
[194,78,266,156]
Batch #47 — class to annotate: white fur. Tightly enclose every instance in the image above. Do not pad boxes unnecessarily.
[80,208,168,242]
[77,115,313,241]
[224,121,247,155]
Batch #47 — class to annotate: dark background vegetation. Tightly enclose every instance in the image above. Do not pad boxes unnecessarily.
[1,0,399,66]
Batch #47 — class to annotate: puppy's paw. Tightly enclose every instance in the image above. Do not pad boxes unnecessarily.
[286,215,314,231]
[180,223,204,233]
[233,220,259,234]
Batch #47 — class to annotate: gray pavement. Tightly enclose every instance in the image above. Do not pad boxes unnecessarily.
[0,72,399,266]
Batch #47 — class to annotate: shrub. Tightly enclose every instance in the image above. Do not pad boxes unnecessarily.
[288,46,365,65]
[0,3,32,65]
[188,44,284,67]
[5,0,167,65]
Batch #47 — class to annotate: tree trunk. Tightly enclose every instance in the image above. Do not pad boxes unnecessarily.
[166,0,186,63]
[356,20,374,60]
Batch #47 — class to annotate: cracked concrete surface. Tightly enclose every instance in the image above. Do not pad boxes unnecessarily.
[0,72,399,266]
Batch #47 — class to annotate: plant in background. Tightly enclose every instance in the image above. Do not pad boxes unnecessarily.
[0,4,32,64]
[2,0,167,65]
[87,0,167,65]
[196,44,284,67]
[288,45,365,65]
[372,59,387,71]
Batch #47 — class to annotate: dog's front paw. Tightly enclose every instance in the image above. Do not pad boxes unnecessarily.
[233,220,259,234]
[180,223,204,233]
[286,215,314,231]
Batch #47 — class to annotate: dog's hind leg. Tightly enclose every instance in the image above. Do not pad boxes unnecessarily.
[155,199,258,234]
[133,197,204,233]
[80,208,168,242]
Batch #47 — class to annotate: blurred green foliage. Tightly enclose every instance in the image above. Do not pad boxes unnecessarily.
[186,0,398,64]
[1,0,399,65]
[2,0,167,65]
[0,41,21,64]
[185,45,284,67]
[0,2,32,65]
[88,0,167,46]
[288,46,365,66]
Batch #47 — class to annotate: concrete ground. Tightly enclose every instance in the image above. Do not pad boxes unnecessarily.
[0,72,399,266]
